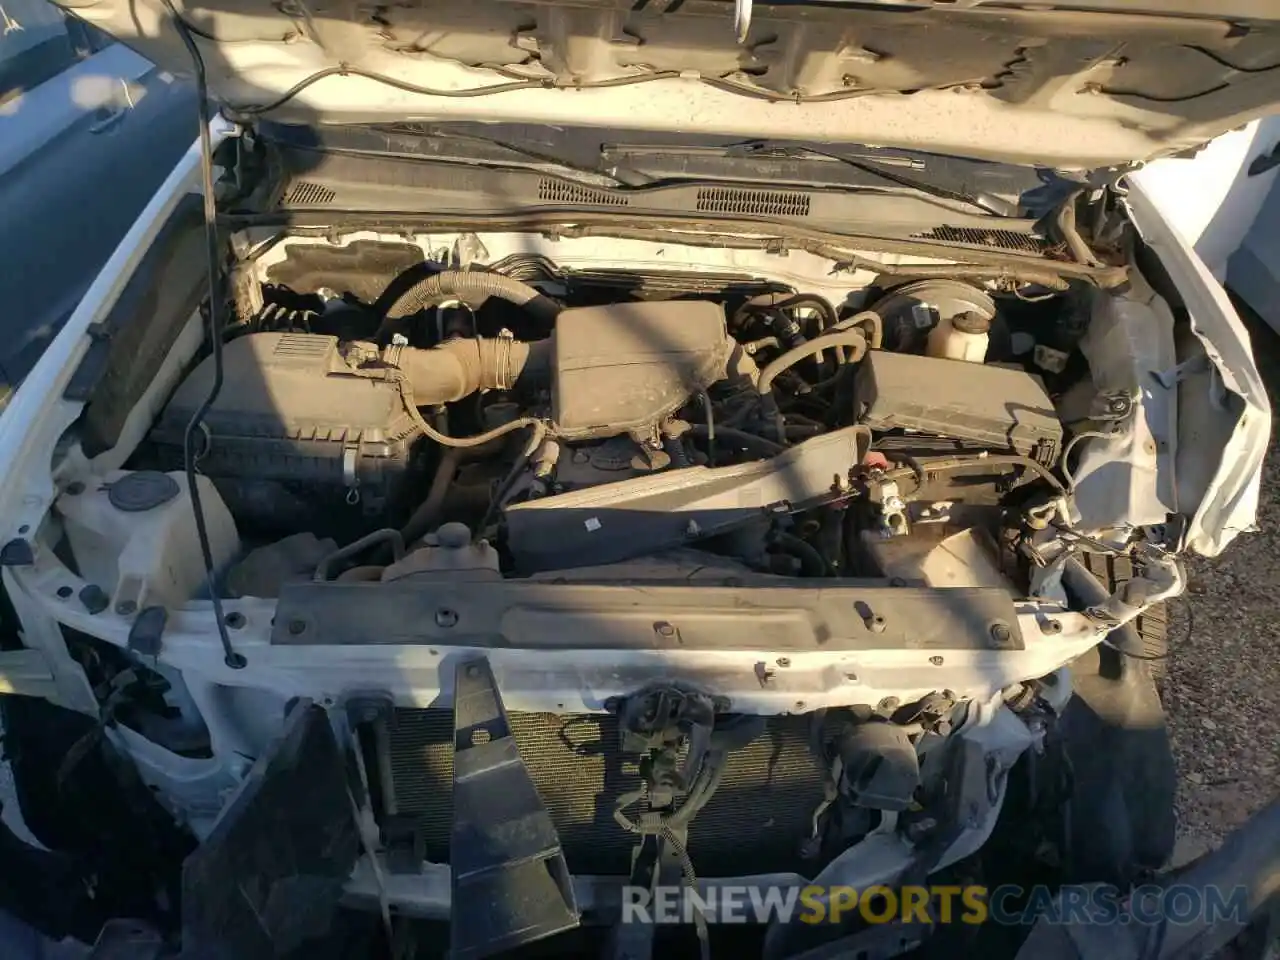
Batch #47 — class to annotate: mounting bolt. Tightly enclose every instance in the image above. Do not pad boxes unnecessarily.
[435,608,459,628]
[654,621,676,638]
[224,611,246,630]
[79,584,109,615]
[929,655,945,666]
[1041,619,1063,635]
[115,599,137,616]
[990,622,1013,647]
[776,657,791,668]
[868,615,886,633]
[287,618,307,635]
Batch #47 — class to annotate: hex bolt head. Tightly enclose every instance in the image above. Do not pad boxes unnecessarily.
[287,619,307,635]
[776,657,791,668]
[435,608,459,628]
[654,621,676,638]
[990,622,1013,646]
[929,655,945,666]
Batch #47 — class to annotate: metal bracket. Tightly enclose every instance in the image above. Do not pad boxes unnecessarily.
[451,656,579,959]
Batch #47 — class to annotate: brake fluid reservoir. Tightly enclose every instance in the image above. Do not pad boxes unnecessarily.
[927,310,991,363]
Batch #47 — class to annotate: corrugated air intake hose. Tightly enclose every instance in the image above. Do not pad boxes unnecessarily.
[371,264,562,326]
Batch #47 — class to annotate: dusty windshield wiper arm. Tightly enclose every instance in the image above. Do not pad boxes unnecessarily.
[728,141,1016,216]
[365,124,650,188]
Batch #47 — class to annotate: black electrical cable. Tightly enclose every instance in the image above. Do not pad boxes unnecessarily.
[161,0,245,669]
[222,60,956,118]
[1182,45,1280,74]
[231,65,546,115]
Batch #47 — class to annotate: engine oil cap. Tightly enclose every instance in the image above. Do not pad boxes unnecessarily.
[108,471,181,512]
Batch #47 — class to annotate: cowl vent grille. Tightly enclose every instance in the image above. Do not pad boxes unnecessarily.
[912,225,1049,254]
[537,178,629,206]
[284,181,337,206]
[695,187,811,217]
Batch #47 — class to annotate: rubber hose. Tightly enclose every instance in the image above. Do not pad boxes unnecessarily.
[402,386,546,451]
[688,424,784,457]
[1055,191,1104,268]
[388,337,552,406]
[1061,555,1144,658]
[374,265,562,325]
[842,309,884,350]
[336,565,385,583]
[664,434,692,467]
[757,330,869,395]
[915,452,1066,495]
[696,386,714,465]
[771,532,830,577]
[314,528,406,582]
[401,448,465,545]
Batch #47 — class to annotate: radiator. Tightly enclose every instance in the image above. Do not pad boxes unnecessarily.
[388,709,827,877]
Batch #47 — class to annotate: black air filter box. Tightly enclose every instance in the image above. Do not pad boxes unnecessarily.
[854,351,1062,464]
[151,333,421,534]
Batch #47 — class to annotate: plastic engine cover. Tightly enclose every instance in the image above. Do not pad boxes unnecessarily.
[551,301,731,440]
[854,350,1062,464]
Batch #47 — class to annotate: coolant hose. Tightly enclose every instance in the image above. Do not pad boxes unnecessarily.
[373,265,562,325]
[756,330,869,395]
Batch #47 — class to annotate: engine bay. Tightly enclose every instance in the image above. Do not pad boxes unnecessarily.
[127,233,1105,600]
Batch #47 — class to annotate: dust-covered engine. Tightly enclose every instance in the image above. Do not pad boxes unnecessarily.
[143,250,1077,595]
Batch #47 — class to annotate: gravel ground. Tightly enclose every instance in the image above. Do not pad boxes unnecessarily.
[1165,301,1280,860]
